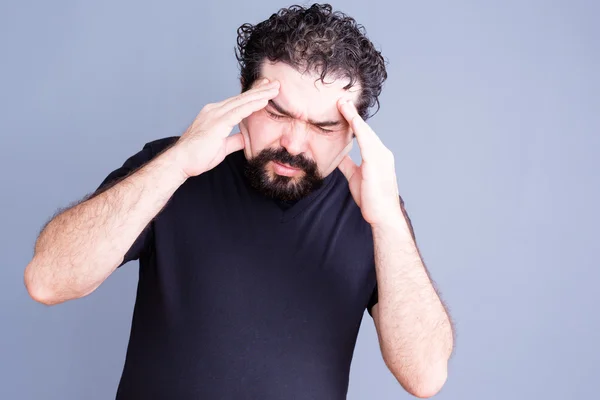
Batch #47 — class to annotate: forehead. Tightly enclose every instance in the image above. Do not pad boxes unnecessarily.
[259,61,360,119]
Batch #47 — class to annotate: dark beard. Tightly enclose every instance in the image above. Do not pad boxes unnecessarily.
[244,147,324,202]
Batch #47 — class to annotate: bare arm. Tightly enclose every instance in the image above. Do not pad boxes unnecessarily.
[370,210,454,398]
[24,78,280,305]
[24,146,187,305]
[336,98,453,398]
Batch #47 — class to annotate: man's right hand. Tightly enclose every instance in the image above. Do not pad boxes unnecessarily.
[172,79,280,178]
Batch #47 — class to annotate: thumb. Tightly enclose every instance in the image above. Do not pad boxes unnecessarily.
[338,155,358,182]
[225,132,245,155]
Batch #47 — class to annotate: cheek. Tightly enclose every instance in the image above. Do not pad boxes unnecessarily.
[242,113,283,156]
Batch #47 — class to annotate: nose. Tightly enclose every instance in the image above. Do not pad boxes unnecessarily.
[279,121,309,156]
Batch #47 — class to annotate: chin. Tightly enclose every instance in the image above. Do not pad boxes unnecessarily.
[244,147,324,202]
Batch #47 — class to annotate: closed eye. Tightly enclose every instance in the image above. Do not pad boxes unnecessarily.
[315,126,335,134]
[266,109,335,134]
[266,110,286,120]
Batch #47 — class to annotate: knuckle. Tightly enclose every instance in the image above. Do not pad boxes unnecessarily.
[200,104,214,114]
[229,106,243,119]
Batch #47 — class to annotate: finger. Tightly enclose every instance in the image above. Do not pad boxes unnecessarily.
[252,78,272,89]
[213,78,271,107]
[225,132,245,155]
[337,98,378,157]
[338,155,359,182]
[219,79,276,106]
[218,81,280,115]
[222,97,270,128]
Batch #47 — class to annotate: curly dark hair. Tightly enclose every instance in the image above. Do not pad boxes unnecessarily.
[235,3,387,120]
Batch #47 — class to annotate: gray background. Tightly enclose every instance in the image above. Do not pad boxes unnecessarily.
[1,1,598,399]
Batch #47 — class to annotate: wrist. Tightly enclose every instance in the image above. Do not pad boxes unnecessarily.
[370,210,412,238]
[157,145,191,184]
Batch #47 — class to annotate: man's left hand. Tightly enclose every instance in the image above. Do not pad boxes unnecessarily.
[337,98,403,227]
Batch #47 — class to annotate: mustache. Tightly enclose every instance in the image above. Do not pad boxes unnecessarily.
[259,148,316,171]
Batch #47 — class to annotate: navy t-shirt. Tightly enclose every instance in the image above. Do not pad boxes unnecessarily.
[96,136,379,399]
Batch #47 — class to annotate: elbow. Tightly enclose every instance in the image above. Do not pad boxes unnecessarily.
[24,259,77,306]
[409,369,447,398]
[24,263,59,306]
[390,361,448,399]
[25,281,60,306]
[27,288,62,306]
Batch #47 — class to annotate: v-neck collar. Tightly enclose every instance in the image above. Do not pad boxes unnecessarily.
[229,150,339,223]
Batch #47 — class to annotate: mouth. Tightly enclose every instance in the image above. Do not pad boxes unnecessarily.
[271,161,302,177]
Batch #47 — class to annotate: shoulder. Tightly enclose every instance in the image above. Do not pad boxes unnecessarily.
[142,136,180,156]
[119,135,181,169]
[95,136,180,193]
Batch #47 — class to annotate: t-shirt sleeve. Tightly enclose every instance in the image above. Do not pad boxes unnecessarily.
[367,283,378,317]
[93,141,158,267]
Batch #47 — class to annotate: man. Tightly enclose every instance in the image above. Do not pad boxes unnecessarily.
[24,4,453,399]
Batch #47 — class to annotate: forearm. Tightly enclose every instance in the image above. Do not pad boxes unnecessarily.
[372,212,453,393]
[25,146,187,304]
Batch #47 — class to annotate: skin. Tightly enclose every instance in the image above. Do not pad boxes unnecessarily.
[337,97,454,398]
[239,61,360,183]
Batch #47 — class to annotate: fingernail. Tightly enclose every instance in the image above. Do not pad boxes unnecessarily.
[261,78,269,85]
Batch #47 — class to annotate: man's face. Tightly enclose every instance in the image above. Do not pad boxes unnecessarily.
[240,61,360,201]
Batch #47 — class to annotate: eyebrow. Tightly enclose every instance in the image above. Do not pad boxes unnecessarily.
[268,99,344,128]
